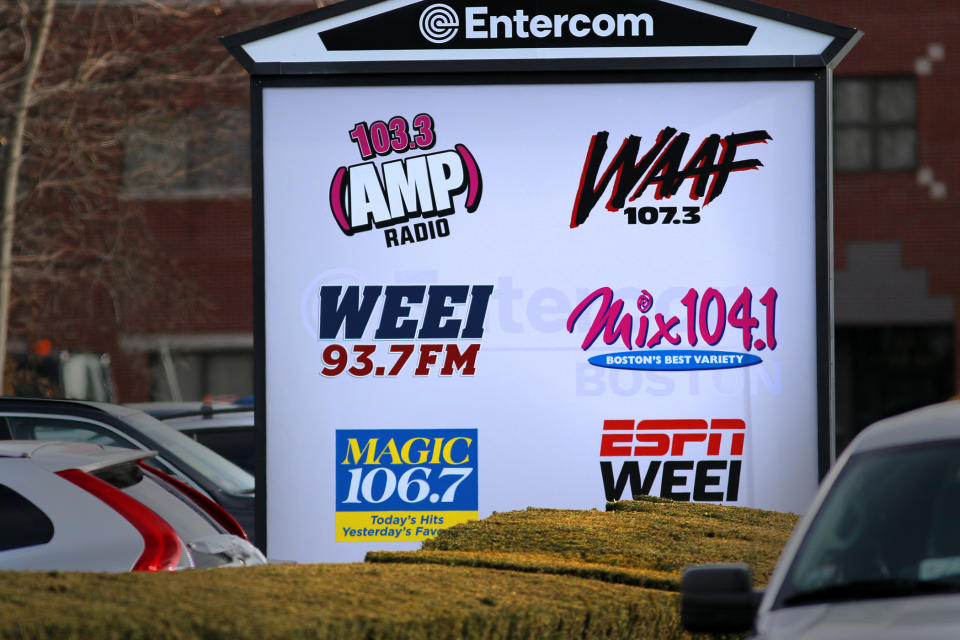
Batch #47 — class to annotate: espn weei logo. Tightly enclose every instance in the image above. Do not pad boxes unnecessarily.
[600,418,745,503]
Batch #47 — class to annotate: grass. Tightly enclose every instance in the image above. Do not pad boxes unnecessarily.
[0,497,799,639]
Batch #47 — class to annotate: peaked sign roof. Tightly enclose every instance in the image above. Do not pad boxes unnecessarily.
[223,0,861,75]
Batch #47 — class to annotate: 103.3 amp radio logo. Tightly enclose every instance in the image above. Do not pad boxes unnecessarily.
[335,428,478,542]
[328,113,482,248]
[600,418,745,503]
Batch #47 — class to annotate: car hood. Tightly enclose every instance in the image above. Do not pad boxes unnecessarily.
[757,594,960,640]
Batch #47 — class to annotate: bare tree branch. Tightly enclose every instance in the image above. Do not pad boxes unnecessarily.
[1,0,57,391]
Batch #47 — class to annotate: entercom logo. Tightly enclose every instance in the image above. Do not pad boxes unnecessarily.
[420,4,459,43]
[419,4,654,44]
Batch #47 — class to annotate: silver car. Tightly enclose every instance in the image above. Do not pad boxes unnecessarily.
[683,400,960,639]
[0,440,265,571]
[0,398,256,544]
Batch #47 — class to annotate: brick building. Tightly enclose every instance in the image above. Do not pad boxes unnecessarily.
[2,1,313,402]
[767,0,960,449]
[7,0,959,453]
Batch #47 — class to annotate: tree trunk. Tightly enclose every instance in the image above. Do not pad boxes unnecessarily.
[0,0,57,392]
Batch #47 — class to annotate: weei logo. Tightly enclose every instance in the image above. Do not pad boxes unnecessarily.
[567,286,777,372]
[328,113,482,247]
[570,127,771,228]
[600,419,744,502]
[316,284,493,378]
[419,4,653,43]
[335,428,479,542]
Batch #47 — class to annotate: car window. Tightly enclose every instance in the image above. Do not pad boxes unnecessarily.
[119,411,254,495]
[8,416,136,449]
[0,484,55,551]
[186,428,255,474]
[776,441,960,607]
[6,415,178,475]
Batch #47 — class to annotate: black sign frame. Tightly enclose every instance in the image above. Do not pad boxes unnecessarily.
[226,0,861,553]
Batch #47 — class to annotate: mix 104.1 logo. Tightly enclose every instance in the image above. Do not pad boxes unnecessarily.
[567,285,778,371]
[328,113,482,248]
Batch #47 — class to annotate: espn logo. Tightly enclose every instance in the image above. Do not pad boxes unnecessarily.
[599,419,745,503]
[600,419,745,457]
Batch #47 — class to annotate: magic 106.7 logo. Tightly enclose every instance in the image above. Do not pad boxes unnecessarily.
[600,418,745,502]
[328,113,482,248]
[335,429,479,542]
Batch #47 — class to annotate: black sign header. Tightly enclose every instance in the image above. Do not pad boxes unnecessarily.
[318,0,756,51]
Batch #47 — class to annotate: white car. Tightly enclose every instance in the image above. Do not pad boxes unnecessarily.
[0,398,256,545]
[0,440,265,572]
[682,400,960,639]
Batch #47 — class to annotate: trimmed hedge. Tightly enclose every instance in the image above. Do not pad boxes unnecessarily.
[0,497,798,639]
[0,565,684,640]
[399,497,798,585]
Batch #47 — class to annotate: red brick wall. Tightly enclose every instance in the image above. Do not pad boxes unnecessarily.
[769,1,960,381]
[138,197,254,334]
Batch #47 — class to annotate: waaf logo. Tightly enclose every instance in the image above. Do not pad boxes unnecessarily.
[570,126,771,228]
[329,112,482,248]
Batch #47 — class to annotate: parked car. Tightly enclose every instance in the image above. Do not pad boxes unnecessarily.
[160,407,255,475]
[0,398,256,545]
[126,401,237,420]
[0,440,265,571]
[682,400,960,638]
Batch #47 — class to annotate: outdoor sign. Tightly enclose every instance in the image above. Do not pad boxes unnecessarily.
[224,0,860,562]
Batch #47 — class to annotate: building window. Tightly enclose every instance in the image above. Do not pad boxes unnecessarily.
[834,326,953,454]
[149,349,254,402]
[834,76,916,172]
[123,107,250,197]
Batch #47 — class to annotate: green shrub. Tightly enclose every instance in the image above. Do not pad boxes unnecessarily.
[411,497,798,585]
[0,498,798,639]
[0,565,686,640]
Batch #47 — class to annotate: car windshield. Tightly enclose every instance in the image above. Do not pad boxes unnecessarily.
[776,441,960,608]
[117,409,255,495]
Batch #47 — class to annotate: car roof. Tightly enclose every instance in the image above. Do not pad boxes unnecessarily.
[848,400,960,455]
[0,440,154,473]
[126,402,239,418]
[162,410,254,431]
[0,396,137,418]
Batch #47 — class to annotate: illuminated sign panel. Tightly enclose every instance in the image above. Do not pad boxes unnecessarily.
[225,0,859,562]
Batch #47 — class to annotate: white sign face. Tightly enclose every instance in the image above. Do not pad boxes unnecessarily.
[262,79,818,562]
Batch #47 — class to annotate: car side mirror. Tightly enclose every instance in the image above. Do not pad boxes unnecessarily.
[681,563,762,634]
